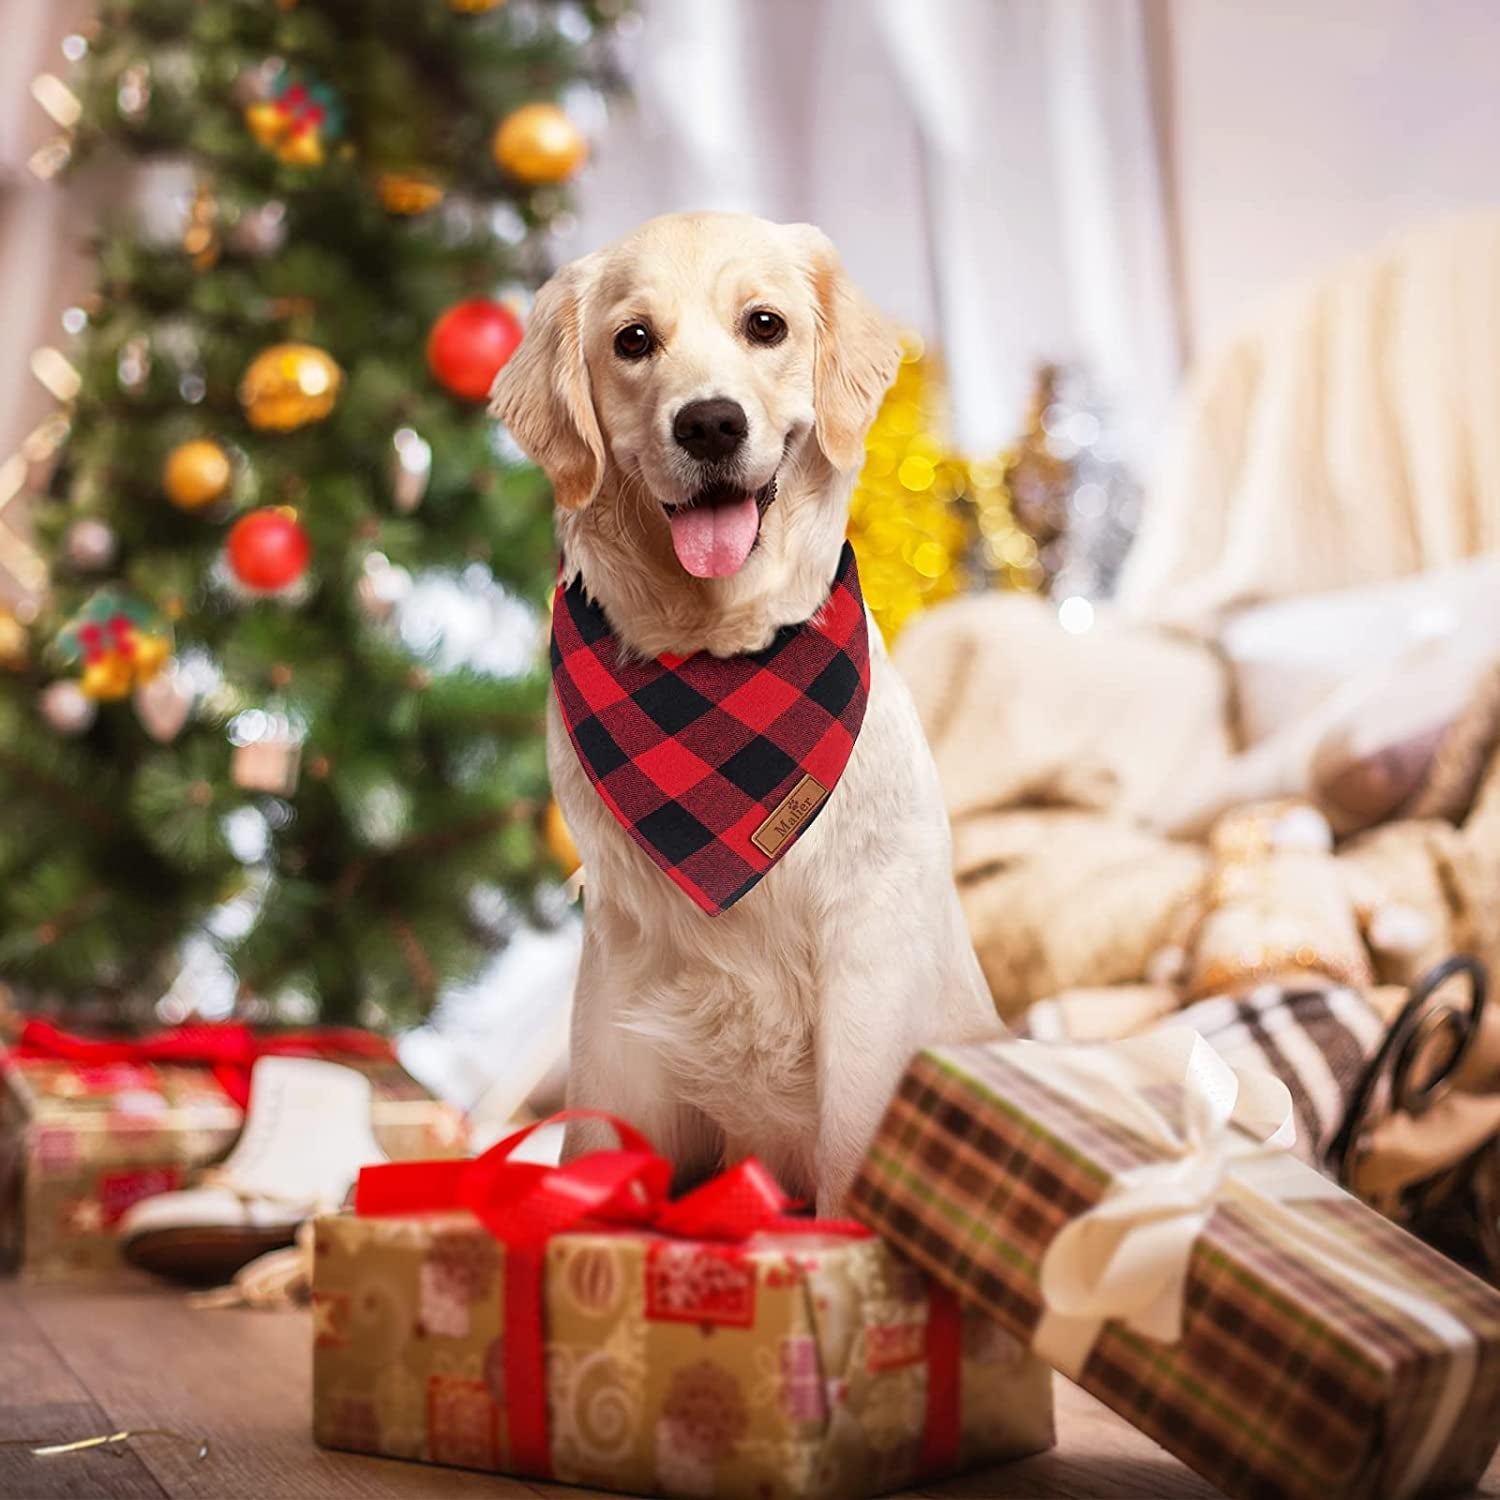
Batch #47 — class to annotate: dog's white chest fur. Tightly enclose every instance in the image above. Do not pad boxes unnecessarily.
[550,620,998,1210]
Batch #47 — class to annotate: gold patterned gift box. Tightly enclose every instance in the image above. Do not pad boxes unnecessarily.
[312,1186,1054,1496]
[849,1031,1500,1500]
[0,1022,468,1281]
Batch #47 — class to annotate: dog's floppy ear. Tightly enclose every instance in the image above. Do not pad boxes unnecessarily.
[489,255,604,511]
[792,226,902,472]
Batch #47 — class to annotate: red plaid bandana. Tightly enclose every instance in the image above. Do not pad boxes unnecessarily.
[550,542,870,915]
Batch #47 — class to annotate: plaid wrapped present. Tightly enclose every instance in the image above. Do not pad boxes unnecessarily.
[315,1113,1053,1498]
[0,1020,468,1280]
[850,1030,1500,1500]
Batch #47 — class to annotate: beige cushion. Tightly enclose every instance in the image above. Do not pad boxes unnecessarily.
[896,591,1232,830]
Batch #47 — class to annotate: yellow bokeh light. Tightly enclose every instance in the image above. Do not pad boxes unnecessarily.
[846,335,1038,641]
[1001,532,1038,568]
[897,455,935,492]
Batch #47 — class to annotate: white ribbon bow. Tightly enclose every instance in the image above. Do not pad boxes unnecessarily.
[995,1029,1477,1500]
[1019,1029,1295,1349]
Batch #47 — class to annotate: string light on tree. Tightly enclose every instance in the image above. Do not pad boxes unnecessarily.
[181,182,219,269]
[134,666,194,744]
[226,198,288,258]
[376,171,445,216]
[64,518,117,572]
[390,428,432,513]
[38,679,95,736]
[229,708,304,795]
[355,552,412,622]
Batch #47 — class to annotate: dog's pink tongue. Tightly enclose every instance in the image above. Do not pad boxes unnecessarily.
[669,495,760,578]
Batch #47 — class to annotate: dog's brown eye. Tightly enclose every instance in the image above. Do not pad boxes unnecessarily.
[745,309,787,346]
[613,323,654,360]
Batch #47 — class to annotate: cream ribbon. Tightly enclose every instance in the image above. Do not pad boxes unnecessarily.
[995,1030,1477,1500]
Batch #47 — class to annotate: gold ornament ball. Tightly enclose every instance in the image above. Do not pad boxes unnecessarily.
[80,654,134,701]
[542,798,581,877]
[492,103,588,186]
[277,130,324,169]
[163,439,232,510]
[131,632,172,683]
[244,101,286,151]
[239,343,343,432]
[0,609,28,673]
[450,0,505,11]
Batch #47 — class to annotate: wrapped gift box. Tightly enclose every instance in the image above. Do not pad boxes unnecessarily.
[849,1031,1500,1500]
[313,1130,1054,1498]
[0,1021,468,1281]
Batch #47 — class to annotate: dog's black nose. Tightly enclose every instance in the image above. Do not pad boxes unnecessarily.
[672,398,748,462]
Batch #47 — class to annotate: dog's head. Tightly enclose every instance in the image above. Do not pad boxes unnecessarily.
[491,212,899,653]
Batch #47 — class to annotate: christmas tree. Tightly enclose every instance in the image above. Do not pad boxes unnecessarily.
[0,0,629,1028]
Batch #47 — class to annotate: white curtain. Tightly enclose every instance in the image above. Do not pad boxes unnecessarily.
[0,0,95,601]
[571,0,1182,462]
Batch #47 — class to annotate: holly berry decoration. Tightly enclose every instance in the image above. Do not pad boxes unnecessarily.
[227,507,311,593]
[427,299,524,402]
[245,68,343,168]
[239,344,343,431]
[56,591,173,701]
[491,103,588,185]
[163,438,232,510]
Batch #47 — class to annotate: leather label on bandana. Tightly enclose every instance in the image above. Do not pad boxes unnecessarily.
[751,774,828,857]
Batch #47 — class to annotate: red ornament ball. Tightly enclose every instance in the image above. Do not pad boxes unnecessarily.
[426,299,524,402]
[227,507,311,592]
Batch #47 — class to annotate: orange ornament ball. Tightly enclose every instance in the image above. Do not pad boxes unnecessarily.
[239,343,343,431]
[542,798,581,878]
[426,299,524,402]
[227,508,311,593]
[491,103,588,185]
[163,439,232,511]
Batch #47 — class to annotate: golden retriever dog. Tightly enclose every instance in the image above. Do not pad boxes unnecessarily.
[491,212,997,1211]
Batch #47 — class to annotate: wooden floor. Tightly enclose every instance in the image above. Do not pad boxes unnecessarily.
[1,1277,1496,1500]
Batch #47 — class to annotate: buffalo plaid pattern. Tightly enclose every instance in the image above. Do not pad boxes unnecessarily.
[550,542,870,915]
[850,1043,1500,1500]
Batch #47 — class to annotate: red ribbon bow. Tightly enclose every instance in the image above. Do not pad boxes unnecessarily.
[7,1019,396,1110]
[354,1110,962,1481]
